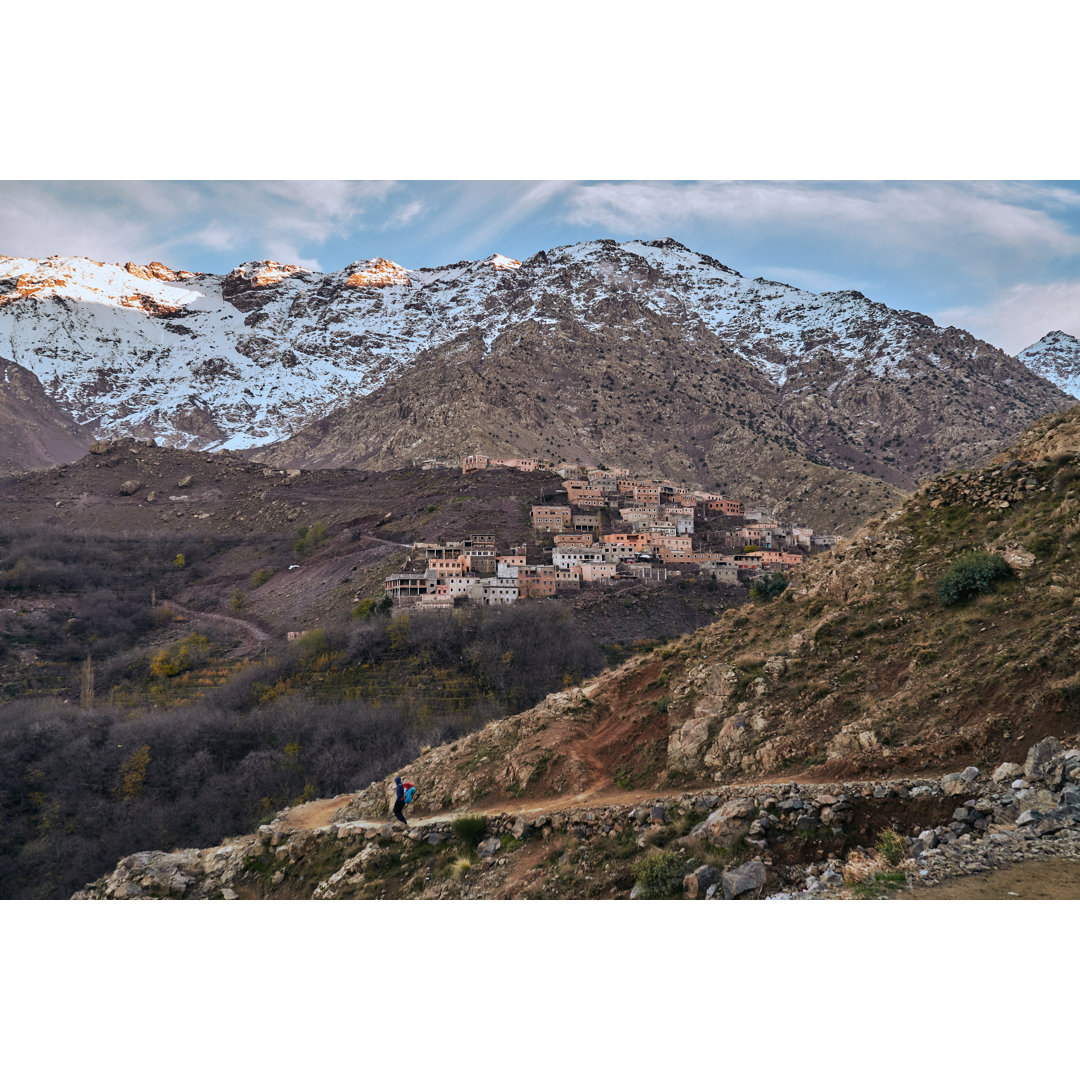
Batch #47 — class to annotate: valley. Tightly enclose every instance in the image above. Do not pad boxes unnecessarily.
[2,234,1079,901]
[61,404,1080,900]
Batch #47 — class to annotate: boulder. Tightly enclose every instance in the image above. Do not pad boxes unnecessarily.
[960,766,980,783]
[1025,737,1063,780]
[1059,786,1080,809]
[992,762,1024,784]
[510,816,529,840]
[692,798,755,846]
[943,776,970,796]
[683,865,721,899]
[721,860,768,900]
[477,838,501,858]
[649,805,668,826]
[177,475,193,488]
[715,797,756,821]
[118,479,141,496]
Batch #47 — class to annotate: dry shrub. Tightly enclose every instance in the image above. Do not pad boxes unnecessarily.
[734,651,766,671]
[842,850,890,884]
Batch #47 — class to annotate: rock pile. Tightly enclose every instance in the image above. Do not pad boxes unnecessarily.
[911,456,1069,517]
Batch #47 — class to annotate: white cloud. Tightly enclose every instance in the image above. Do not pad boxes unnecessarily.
[259,242,323,272]
[563,181,1080,266]
[187,223,238,253]
[0,181,405,267]
[384,200,424,229]
[752,265,873,294]
[0,186,162,263]
[936,281,1080,355]
[458,180,576,253]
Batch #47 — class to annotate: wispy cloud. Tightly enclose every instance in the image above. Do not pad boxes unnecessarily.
[937,280,1080,355]
[0,186,164,263]
[456,180,577,253]
[0,181,405,267]
[563,181,1080,268]
[752,265,873,294]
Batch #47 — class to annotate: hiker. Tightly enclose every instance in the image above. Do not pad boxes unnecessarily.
[392,776,408,825]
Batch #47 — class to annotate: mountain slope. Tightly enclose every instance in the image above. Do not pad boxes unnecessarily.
[71,405,1080,900]
[1,243,1070,497]
[0,357,88,476]
[1019,331,1080,398]
[260,297,900,532]
[335,403,1080,819]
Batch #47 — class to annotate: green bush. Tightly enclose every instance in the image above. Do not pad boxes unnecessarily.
[633,850,686,898]
[875,827,907,867]
[352,597,377,620]
[250,568,274,588]
[935,551,1012,607]
[150,633,211,678]
[294,521,328,554]
[452,815,489,848]
[751,572,787,601]
[294,629,330,663]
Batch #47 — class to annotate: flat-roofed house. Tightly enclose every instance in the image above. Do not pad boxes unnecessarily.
[532,505,573,532]
[580,562,616,583]
[518,564,557,598]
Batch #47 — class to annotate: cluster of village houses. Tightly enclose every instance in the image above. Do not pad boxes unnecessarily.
[384,458,839,608]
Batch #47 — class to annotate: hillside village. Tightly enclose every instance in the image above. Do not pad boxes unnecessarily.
[384,457,839,607]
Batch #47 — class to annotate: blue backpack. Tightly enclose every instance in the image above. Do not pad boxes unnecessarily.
[403,782,416,805]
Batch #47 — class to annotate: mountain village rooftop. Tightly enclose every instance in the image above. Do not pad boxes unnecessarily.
[384,459,837,607]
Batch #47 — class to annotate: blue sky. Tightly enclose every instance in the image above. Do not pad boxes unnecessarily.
[3,180,1079,355]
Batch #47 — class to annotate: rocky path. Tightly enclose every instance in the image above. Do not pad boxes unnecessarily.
[74,737,1080,901]
[164,600,270,644]
[348,532,412,550]
[277,779,694,832]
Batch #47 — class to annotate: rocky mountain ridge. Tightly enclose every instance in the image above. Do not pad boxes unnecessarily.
[1019,330,1080,398]
[1,242,1072,507]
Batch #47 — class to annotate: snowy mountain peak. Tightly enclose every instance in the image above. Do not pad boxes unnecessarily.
[123,261,194,282]
[343,258,411,289]
[0,254,204,312]
[1018,331,1080,399]
[228,261,310,287]
[0,241,1071,457]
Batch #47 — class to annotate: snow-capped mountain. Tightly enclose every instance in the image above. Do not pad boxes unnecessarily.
[0,251,527,449]
[0,240,1071,492]
[1018,331,1080,398]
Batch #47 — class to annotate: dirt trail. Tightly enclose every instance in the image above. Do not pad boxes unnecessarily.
[278,780,720,833]
[164,600,270,644]
[350,532,412,550]
[900,857,1080,900]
